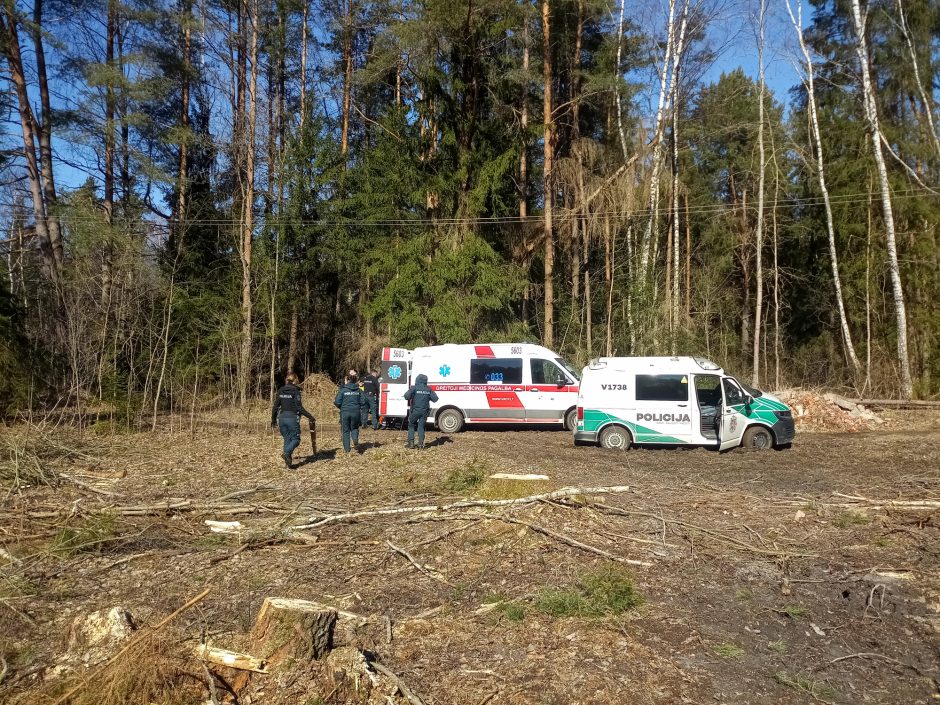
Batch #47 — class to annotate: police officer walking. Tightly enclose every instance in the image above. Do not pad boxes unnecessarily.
[334,371,366,454]
[403,373,438,449]
[271,372,316,469]
[360,368,380,430]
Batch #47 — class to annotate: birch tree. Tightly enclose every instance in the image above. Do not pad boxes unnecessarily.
[849,0,913,399]
[785,0,861,376]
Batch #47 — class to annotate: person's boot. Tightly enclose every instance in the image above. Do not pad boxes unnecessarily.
[282,452,293,469]
[405,441,415,449]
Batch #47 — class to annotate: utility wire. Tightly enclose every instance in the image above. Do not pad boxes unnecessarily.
[1,185,938,228]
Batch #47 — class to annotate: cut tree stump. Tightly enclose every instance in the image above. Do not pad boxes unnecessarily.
[249,597,385,665]
[251,597,338,663]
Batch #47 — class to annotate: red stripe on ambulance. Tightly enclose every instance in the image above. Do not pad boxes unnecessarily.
[474,345,495,358]
[485,391,524,408]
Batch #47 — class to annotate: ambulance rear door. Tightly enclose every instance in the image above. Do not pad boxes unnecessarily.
[379,347,412,418]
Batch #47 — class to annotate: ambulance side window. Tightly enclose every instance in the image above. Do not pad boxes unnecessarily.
[636,375,688,401]
[722,378,745,406]
[470,358,522,384]
[530,359,563,385]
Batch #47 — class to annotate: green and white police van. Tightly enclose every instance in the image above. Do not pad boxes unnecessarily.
[574,356,795,451]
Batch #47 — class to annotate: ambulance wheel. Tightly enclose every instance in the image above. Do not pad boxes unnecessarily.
[741,426,773,450]
[600,425,632,450]
[436,408,464,434]
[564,408,577,432]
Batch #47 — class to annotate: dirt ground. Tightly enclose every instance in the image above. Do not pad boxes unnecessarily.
[1,413,938,704]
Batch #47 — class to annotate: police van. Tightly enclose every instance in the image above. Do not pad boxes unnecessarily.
[574,356,795,451]
[378,344,581,432]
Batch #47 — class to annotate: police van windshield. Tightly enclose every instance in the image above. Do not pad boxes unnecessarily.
[554,357,581,382]
[738,380,764,398]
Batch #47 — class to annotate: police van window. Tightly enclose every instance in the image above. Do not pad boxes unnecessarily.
[470,358,523,384]
[531,359,564,385]
[636,375,689,401]
[694,375,722,407]
[722,378,746,406]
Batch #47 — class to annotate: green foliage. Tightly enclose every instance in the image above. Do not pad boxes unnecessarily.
[0,271,40,416]
[774,671,839,700]
[535,566,643,618]
[443,456,488,493]
[713,643,745,659]
[833,510,870,528]
[51,513,121,558]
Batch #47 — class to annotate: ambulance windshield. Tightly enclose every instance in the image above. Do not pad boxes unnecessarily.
[555,357,581,382]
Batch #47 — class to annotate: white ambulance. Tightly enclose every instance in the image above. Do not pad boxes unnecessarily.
[574,356,795,451]
[378,344,581,432]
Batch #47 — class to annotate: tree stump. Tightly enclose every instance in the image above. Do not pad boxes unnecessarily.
[251,597,338,664]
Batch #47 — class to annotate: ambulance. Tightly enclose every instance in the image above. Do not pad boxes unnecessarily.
[378,344,581,432]
[574,356,795,451]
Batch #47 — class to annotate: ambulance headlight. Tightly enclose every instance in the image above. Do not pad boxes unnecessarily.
[773,410,792,419]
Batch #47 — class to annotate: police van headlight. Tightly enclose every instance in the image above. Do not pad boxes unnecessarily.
[773,410,792,419]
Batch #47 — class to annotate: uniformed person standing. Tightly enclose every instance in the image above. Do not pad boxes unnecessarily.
[271,373,315,469]
[334,371,366,454]
[360,368,380,430]
[403,373,438,449]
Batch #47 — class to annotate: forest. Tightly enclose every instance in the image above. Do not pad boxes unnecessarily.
[1,0,938,420]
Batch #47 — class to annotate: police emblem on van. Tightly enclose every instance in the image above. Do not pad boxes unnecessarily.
[637,412,691,423]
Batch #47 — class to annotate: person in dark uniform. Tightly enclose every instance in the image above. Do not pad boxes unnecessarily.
[360,369,380,430]
[403,373,438,449]
[271,372,315,469]
[334,371,366,454]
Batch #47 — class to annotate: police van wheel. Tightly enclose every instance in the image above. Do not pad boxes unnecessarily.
[741,426,773,450]
[600,425,632,450]
[564,408,577,432]
[436,408,464,434]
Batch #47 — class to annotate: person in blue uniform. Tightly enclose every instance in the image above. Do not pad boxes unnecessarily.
[403,373,438,449]
[271,373,315,469]
[334,371,367,454]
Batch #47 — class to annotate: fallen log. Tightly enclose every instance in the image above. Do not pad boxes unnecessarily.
[194,644,267,673]
[291,485,632,530]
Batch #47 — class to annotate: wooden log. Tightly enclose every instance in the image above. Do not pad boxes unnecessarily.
[194,644,267,673]
[849,398,940,410]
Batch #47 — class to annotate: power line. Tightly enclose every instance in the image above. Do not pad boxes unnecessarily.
[1,185,938,228]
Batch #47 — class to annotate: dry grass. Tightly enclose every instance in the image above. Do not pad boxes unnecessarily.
[40,628,201,705]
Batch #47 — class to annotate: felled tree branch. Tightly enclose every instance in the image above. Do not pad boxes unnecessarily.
[291,485,632,530]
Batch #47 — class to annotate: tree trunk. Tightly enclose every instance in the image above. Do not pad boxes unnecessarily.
[894,0,940,163]
[0,7,58,282]
[751,0,766,387]
[340,0,353,158]
[238,0,259,406]
[849,0,913,399]
[785,0,861,375]
[541,0,554,347]
[519,20,529,220]
[176,0,192,232]
[31,0,63,272]
[670,71,681,349]
[300,0,309,129]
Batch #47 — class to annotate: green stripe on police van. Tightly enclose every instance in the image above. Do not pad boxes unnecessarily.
[582,409,687,444]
